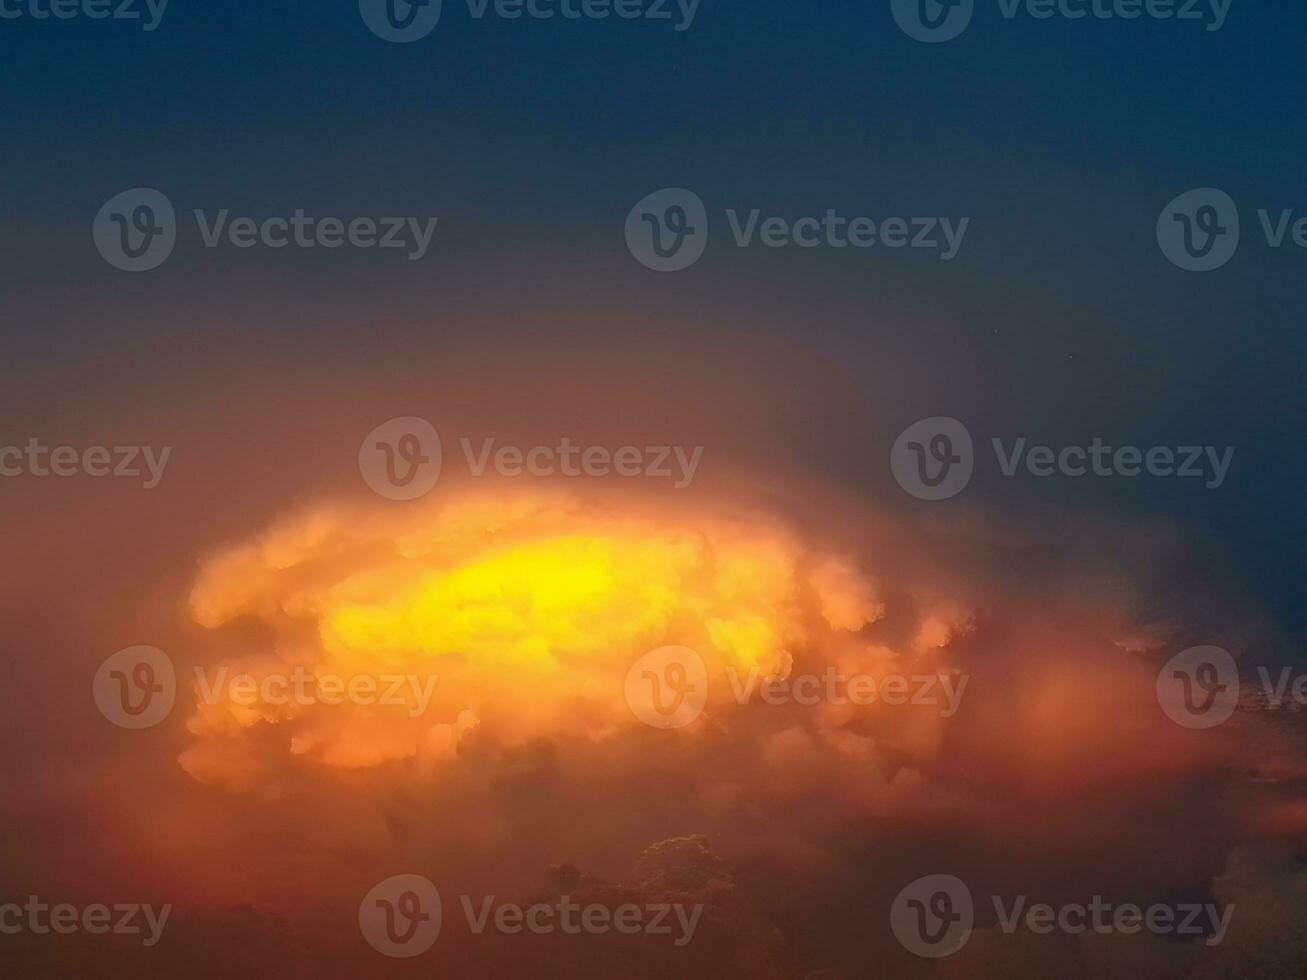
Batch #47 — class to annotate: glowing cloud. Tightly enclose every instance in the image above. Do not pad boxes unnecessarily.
[180,490,919,788]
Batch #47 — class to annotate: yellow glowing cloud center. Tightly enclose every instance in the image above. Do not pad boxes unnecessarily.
[181,492,897,785]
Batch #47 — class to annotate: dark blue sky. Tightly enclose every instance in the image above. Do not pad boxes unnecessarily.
[1,1,1304,640]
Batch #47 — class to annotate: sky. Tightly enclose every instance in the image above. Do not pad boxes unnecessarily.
[2,0,1303,636]
[1,1,1306,977]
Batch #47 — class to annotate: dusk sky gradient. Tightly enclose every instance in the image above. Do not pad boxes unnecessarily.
[1,2,1305,977]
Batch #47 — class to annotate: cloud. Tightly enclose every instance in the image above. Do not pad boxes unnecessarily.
[18,478,1295,977]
